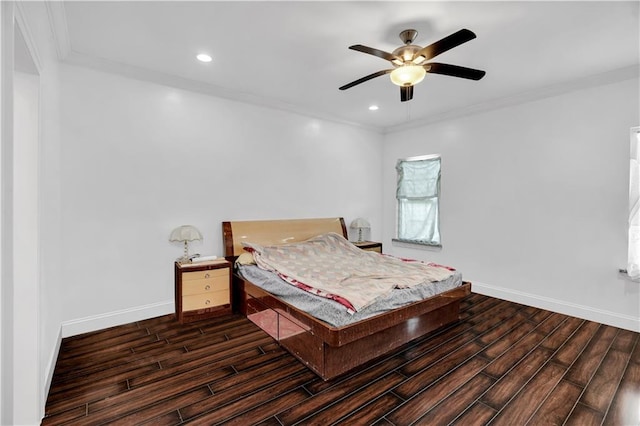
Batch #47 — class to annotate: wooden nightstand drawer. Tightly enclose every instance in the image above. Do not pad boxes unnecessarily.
[182,275,228,296]
[182,268,228,281]
[182,290,230,311]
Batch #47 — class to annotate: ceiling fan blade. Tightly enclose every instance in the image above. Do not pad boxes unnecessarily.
[400,85,414,102]
[349,45,401,63]
[339,69,393,90]
[425,62,486,80]
[414,29,477,62]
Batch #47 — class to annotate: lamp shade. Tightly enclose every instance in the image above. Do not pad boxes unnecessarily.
[169,225,203,242]
[390,65,426,87]
[350,218,370,230]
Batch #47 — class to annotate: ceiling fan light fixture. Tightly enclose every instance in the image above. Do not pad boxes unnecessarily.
[390,65,426,87]
[340,28,484,101]
[412,55,426,65]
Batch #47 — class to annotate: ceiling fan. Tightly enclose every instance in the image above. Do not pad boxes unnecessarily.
[339,28,486,102]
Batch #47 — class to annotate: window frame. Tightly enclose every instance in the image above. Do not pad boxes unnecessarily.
[393,153,442,248]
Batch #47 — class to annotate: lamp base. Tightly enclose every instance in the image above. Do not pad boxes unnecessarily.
[178,241,191,263]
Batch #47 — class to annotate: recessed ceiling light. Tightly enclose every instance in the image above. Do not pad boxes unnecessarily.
[369,105,379,111]
[196,53,212,63]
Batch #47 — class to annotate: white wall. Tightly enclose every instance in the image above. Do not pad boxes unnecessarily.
[59,64,383,334]
[35,33,63,425]
[1,3,44,424]
[2,2,65,423]
[383,77,640,331]
[0,3,15,423]
[13,69,40,426]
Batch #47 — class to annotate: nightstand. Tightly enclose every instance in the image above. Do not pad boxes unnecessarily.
[352,241,382,253]
[174,259,232,323]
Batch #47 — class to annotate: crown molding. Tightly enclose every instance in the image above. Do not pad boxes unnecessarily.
[45,0,71,61]
[61,48,638,136]
[42,1,637,135]
[41,0,378,132]
[384,64,640,134]
[61,50,382,134]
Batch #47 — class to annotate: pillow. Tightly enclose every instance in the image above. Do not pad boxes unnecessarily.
[236,252,256,266]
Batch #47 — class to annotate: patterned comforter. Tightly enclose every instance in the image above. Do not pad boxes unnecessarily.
[242,232,455,312]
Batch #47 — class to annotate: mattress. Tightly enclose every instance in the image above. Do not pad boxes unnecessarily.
[237,263,463,328]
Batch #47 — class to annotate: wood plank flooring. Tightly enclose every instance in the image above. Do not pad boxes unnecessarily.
[42,293,640,425]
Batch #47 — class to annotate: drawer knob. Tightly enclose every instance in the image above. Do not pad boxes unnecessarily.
[205,273,210,278]
[205,300,211,305]
[205,285,211,290]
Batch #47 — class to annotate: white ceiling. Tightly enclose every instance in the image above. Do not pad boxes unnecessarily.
[52,1,639,132]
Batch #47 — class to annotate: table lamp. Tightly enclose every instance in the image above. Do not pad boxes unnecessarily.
[350,218,370,242]
[169,225,203,262]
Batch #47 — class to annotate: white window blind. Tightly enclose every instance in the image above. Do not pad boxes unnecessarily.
[395,155,441,246]
[628,127,640,280]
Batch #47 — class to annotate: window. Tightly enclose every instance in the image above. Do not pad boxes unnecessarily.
[395,154,441,246]
[627,127,640,280]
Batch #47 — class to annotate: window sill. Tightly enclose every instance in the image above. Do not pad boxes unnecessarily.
[392,238,442,248]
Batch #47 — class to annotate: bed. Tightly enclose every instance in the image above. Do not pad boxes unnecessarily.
[222,217,471,380]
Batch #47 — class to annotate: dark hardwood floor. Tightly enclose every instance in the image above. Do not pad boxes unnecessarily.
[42,293,640,425]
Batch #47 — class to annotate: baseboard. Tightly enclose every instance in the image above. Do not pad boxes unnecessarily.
[41,327,62,420]
[61,300,174,338]
[472,281,640,333]
[56,284,639,336]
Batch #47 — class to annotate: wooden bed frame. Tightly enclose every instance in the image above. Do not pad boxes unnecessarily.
[222,217,471,380]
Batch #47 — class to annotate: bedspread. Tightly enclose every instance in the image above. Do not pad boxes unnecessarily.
[242,232,455,312]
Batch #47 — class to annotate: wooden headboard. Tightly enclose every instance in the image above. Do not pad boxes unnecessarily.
[222,217,347,258]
